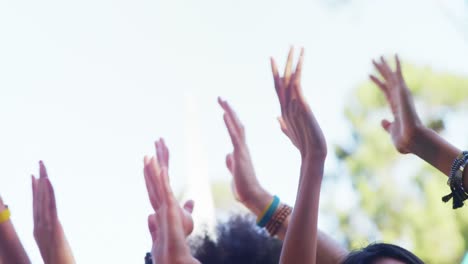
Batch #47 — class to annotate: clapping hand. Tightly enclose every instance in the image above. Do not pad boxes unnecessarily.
[144,139,199,264]
[32,161,75,264]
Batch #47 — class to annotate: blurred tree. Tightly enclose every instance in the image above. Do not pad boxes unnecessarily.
[334,62,468,263]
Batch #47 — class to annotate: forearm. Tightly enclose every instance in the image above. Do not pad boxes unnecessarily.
[410,126,468,188]
[53,239,75,264]
[316,230,348,264]
[280,224,348,264]
[0,221,30,264]
[36,225,75,264]
[246,179,347,263]
[279,159,323,264]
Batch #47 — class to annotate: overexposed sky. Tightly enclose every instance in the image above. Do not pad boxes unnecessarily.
[0,0,467,263]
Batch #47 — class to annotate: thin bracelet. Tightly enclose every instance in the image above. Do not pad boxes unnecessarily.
[0,206,11,224]
[257,195,280,228]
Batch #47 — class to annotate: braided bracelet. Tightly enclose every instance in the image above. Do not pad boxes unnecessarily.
[442,151,468,209]
[265,203,292,237]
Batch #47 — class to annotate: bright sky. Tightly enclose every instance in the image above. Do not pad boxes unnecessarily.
[0,0,467,263]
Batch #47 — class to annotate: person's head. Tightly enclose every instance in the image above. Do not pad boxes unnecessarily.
[190,214,282,264]
[343,243,424,264]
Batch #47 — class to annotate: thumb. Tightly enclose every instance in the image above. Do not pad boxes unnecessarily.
[148,214,157,242]
[226,153,234,173]
[277,117,289,137]
[231,180,240,201]
[381,119,392,132]
[183,199,195,214]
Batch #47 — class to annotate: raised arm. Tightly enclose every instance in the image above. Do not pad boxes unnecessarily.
[32,161,75,264]
[0,196,30,264]
[370,56,467,199]
[143,139,199,264]
[218,98,347,263]
[271,47,325,264]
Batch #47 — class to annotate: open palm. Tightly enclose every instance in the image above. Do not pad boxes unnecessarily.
[218,98,264,207]
[370,56,423,154]
[144,139,199,264]
[32,161,75,264]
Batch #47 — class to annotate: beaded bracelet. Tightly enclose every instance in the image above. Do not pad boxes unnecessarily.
[265,203,292,237]
[442,151,468,209]
[257,195,280,228]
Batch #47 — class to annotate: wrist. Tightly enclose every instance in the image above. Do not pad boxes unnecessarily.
[299,158,325,186]
[406,124,429,155]
[301,155,325,171]
[244,188,273,217]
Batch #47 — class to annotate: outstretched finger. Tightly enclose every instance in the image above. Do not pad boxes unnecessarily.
[370,75,389,95]
[293,48,306,105]
[159,167,175,205]
[270,57,284,107]
[218,98,244,138]
[372,59,388,81]
[223,113,241,148]
[395,54,403,78]
[144,157,161,210]
[284,47,294,85]
[380,56,393,80]
[45,178,57,219]
[39,161,48,179]
[284,75,294,109]
[155,139,169,169]
[37,178,46,225]
[294,47,304,84]
[32,175,39,224]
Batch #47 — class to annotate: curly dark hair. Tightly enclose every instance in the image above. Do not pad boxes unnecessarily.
[190,214,282,264]
[342,242,424,264]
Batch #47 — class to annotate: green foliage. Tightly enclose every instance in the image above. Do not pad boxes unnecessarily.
[336,63,468,263]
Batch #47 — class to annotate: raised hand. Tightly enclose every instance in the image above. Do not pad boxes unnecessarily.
[32,161,75,264]
[217,98,271,215]
[144,139,199,264]
[271,47,325,264]
[370,55,423,154]
[271,47,327,160]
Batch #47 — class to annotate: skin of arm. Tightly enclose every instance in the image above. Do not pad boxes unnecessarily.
[144,139,199,264]
[370,56,467,189]
[218,98,348,264]
[32,161,75,264]
[272,47,323,264]
[0,198,30,264]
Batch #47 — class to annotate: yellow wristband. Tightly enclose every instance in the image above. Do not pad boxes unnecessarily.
[0,207,11,224]
[257,198,274,222]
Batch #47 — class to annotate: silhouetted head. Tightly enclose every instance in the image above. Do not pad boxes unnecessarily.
[191,214,282,264]
[343,243,424,264]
